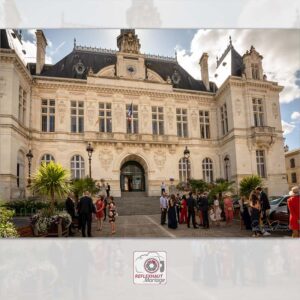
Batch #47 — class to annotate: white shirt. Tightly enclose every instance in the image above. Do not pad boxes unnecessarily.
[160,196,168,209]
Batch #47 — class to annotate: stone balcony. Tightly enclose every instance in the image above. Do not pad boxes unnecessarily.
[250,126,276,148]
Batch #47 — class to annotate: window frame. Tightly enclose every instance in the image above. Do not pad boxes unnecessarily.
[98,102,112,133]
[41,99,55,132]
[152,106,164,135]
[202,157,214,183]
[252,98,264,127]
[70,155,85,179]
[176,108,188,138]
[256,149,266,178]
[126,104,139,134]
[199,110,210,139]
[71,101,84,133]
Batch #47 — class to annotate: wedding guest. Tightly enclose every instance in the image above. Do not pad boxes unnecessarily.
[78,191,96,237]
[223,192,234,226]
[187,192,197,228]
[108,196,117,235]
[65,193,76,235]
[179,195,188,224]
[160,191,168,225]
[287,186,300,238]
[95,195,105,231]
[213,195,222,226]
[168,194,178,229]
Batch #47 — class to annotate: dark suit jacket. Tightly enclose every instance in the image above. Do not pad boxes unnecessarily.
[260,191,270,211]
[187,196,196,211]
[78,196,96,215]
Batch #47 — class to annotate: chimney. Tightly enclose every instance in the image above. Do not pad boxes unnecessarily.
[35,30,47,74]
[199,53,210,91]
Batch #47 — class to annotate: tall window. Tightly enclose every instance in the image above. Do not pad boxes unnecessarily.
[256,150,266,178]
[253,98,264,127]
[71,155,85,179]
[202,157,213,183]
[17,151,25,188]
[199,110,210,139]
[98,103,112,133]
[220,103,228,135]
[176,108,188,137]
[41,99,55,132]
[41,154,55,165]
[152,106,164,135]
[126,104,138,134]
[71,101,84,133]
[251,63,260,79]
[290,158,295,168]
[291,172,297,183]
[179,158,191,182]
[18,87,26,124]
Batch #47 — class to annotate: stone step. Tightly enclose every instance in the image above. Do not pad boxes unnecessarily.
[114,196,160,216]
[121,192,147,198]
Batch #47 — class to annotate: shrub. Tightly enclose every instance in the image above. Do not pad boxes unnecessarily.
[0,207,19,238]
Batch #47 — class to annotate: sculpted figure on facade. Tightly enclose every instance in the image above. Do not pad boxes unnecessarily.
[57,100,67,124]
[154,149,167,170]
[99,148,113,170]
[87,102,97,126]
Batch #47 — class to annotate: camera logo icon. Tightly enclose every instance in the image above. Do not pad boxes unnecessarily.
[134,251,167,285]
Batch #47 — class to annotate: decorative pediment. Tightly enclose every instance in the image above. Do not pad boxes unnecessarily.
[146,69,165,83]
[95,65,116,78]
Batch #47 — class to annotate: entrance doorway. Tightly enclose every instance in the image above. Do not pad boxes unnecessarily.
[120,161,145,192]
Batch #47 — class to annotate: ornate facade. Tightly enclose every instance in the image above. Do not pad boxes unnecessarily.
[0,29,288,199]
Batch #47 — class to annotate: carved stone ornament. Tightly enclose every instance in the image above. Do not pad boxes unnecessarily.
[57,100,67,124]
[154,150,166,170]
[191,110,197,130]
[141,106,149,129]
[0,77,6,98]
[272,103,279,119]
[167,107,174,130]
[114,103,124,129]
[87,102,96,125]
[235,98,242,116]
[99,149,113,170]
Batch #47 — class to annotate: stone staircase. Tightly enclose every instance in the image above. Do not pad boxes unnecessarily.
[114,192,160,216]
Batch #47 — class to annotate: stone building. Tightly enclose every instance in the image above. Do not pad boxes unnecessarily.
[285,148,300,189]
[0,29,288,199]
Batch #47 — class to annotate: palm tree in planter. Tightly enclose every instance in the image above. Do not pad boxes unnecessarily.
[239,175,262,199]
[210,178,235,201]
[30,162,73,236]
[32,161,72,210]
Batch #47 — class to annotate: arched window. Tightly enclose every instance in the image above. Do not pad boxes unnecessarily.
[71,155,85,179]
[224,155,231,181]
[179,157,191,182]
[41,154,55,165]
[17,150,25,188]
[202,158,213,183]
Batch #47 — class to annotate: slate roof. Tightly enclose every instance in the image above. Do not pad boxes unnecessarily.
[216,43,244,77]
[33,47,217,93]
[0,29,10,49]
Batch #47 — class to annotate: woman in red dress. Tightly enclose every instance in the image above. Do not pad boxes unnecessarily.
[95,195,105,231]
[287,186,300,238]
[179,195,188,224]
[223,192,234,226]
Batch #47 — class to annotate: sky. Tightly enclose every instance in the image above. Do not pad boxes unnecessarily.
[21,29,300,150]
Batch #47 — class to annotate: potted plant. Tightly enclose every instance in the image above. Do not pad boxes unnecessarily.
[31,161,73,236]
[0,206,19,238]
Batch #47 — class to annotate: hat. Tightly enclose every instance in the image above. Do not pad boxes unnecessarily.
[224,192,232,197]
[290,186,299,196]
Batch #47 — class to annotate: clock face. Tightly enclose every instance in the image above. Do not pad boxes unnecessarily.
[127,65,136,75]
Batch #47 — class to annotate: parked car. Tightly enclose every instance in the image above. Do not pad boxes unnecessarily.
[269,195,291,225]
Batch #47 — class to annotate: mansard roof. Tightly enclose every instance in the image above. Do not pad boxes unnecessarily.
[216,41,244,77]
[30,46,217,93]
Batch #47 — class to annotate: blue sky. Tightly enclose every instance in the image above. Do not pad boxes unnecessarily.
[22,29,300,150]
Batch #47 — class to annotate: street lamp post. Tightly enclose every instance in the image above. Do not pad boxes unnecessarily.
[26,149,33,187]
[224,156,229,181]
[183,146,190,188]
[86,142,94,178]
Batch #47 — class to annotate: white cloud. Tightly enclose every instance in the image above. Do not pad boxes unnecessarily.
[177,29,300,104]
[291,111,300,122]
[282,120,296,135]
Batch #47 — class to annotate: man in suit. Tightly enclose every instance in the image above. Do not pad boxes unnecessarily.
[256,186,271,233]
[106,183,111,197]
[160,191,168,225]
[187,192,197,228]
[77,191,96,237]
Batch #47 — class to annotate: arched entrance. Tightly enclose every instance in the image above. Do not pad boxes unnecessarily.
[120,161,145,192]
